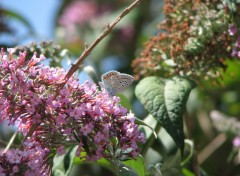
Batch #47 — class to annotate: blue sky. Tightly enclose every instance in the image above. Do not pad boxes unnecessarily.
[1,0,61,44]
[0,0,94,82]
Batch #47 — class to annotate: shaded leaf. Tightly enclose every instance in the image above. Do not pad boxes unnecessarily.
[97,158,117,173]
[135,76,195,153]
[119,165,139,176]
[148,163,162,176]
[148,151,181,176]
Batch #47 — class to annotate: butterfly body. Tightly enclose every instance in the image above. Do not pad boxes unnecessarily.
[100,70,134,96]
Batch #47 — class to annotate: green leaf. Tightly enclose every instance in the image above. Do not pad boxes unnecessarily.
[181,168,195,176]
[135,118,157,138]
[148,163,163,176]
[135,76,195,153]
[160,150,181,171]
[97,158,116,173]
[123,156,146,176]
[149,151,182,176]
[118,94,133,110]
[52,146,78,176]
[2,9,35,34]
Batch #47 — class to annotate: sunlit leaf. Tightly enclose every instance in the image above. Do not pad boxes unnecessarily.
[123,156,146,176]
[52,146,78,176]
[118,94,133,110]
[97,158,117,173]
[181,168,195,176]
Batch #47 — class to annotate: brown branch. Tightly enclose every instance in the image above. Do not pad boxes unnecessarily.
[3,131,18,153]
[61,0,141,88]
[197,133,227,165]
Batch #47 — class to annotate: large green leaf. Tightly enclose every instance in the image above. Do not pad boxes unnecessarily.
[135,76,195,152]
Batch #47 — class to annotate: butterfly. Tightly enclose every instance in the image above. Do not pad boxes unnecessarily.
[99,70,135,96]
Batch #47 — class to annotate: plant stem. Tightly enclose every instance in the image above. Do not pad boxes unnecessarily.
[141,122,161,157]
[61,0,141,88]
[184,109,201,176]
[3,131,17,153]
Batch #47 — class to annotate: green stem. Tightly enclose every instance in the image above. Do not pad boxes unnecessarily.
[141,122,161,157]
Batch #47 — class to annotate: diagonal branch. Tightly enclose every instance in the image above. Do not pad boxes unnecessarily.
[62,0,141,87]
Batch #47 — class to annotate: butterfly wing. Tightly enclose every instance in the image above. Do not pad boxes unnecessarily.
[101,70,134,95]
[101,70,120,95]
[112,73,134,93]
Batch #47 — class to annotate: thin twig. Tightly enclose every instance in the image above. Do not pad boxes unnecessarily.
[61,0,141,88]
[3,131,18,153]
[197,133,227,165]
[184,109,201,176]
[141,122,161,157]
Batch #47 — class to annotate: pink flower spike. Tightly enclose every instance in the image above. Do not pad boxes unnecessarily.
[237,51,240,58]
[237,36,240,48]
[12,165,19,173]
[57,146,66,155]
[0,49,145,162]
[7,48,16,60]
[81,123,94,136]
[7,48,16,54]
[228,24,238,36]
[233,136,240,148]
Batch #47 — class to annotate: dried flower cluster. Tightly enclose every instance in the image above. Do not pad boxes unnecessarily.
[0,49,145,175]
[132,0,235,81]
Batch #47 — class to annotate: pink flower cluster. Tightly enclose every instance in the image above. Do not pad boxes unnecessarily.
[59,1,97,26]
[233,136,240,148]
[228,24,240,58]
[0,49,145,174]
[0,141,50,176]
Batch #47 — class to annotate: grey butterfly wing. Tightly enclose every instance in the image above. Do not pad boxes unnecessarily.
[111,73,134,93]
[101,70,134,95]
[101,70,120,95]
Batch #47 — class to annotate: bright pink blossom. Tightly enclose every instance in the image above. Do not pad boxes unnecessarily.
[0,141,50,176]
[228,24,238,36]
[233,136,240,148]
[0,48,145,167]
